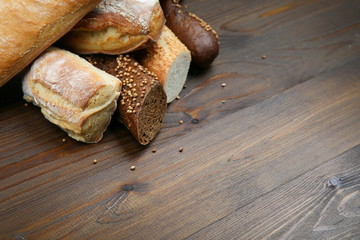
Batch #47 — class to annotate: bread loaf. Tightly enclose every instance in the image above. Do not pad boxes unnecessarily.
[60,0,165,55]
[86,54,167,145]
[22,48,121,143]
[160,0,219,68]
[139,26,191,103]
[0,0,102,87]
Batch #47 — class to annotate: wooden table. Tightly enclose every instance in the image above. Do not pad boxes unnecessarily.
[1,0,360,239]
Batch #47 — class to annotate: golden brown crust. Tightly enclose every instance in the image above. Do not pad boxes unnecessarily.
[0,0,102,87]
[139,26,191,103]
[74,12,143,34]
[141,26,188,86]
[60,0,165,55]
[86,54,167,145]
[22,48,121,143]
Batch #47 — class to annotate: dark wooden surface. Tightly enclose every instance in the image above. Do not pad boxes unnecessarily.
[1,0,360,239]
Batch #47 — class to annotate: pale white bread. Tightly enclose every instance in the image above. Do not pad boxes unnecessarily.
[22,47,121,143]
[60,0,165,55]
[139,26,191,103]
[0,0,102,87]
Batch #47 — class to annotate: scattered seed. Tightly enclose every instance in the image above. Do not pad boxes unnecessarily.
[130,166,136,171]
[93,159,97,164]
[222,100,226,104]
[179,120,184,124]
[62,138,66,142]
[221,83,226,87]
[261,55,267,59]
[24,103,28,107]
[179,147,184,152]
[152,148,157,153]
[176,96,180,100]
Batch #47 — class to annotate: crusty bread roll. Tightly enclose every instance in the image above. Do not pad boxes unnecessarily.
[139,26,191,103]
[22,47,121,143]
[86,54,167,145]
[0,0,102,87]
[60,0,165,55]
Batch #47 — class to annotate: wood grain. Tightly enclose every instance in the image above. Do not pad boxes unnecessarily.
[1,0,360,239]
[187,146,360,240]
[158,0,360,144]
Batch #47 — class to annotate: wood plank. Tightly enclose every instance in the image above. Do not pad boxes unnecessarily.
[158,0,360,143]
[187,146,360,240]
[1,53,359,239]
[2,0,360,146]
[1,0,360,239]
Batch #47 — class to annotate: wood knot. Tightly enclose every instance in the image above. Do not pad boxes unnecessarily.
[191,118,200,124]
[122,184,134,191]
[14,235,26,240]
[327,176,340,188]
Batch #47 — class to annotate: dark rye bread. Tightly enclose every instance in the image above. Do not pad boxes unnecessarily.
[86,54,167,145]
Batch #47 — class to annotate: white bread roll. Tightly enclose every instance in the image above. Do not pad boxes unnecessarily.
[22,47,121,143]
[60,0,165,55]
[139,26,191,103]
[0,0,102,87]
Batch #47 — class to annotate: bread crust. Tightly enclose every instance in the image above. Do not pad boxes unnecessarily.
[60,0,165,55]
[86,54,167,145]
[160,0,219,68]
[22,47,121,143]
[0,0,102,87]
[139,26,191,103]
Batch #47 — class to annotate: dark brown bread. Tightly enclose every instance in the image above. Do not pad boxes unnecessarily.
[160,0,219,68]
[86,54,167,145]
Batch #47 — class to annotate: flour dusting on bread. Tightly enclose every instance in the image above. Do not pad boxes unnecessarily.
[95,0,158,34]
[22,47,121,143]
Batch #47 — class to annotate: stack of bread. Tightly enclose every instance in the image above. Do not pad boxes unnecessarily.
[0,0,219,144]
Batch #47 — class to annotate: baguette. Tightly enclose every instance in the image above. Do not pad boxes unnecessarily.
[60,0,165,55]
[0,0,101,87]
[139,26,191,103]
[86,54,167,145]
[22,48,121,143]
